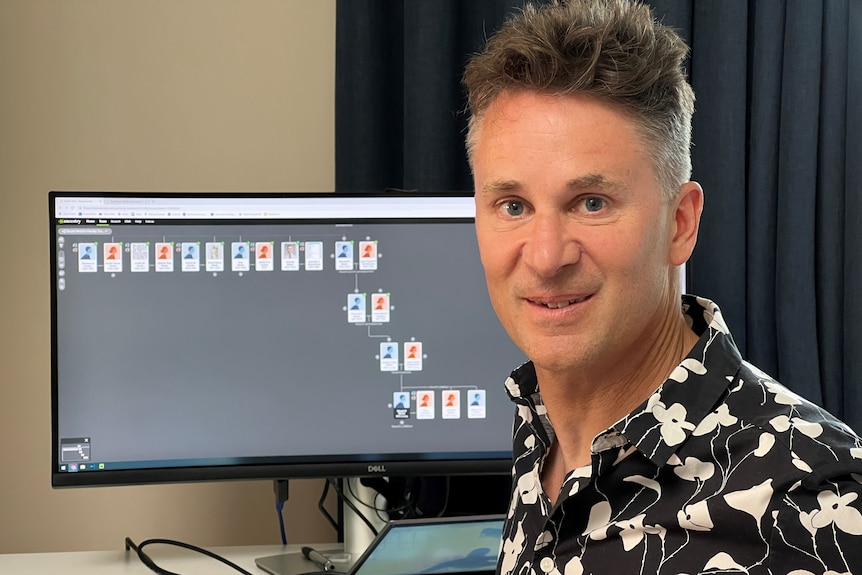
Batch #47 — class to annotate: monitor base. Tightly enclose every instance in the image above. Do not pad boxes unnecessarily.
[255,546,351,575]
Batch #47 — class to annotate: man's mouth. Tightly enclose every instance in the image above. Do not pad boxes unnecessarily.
[530,295,591,309]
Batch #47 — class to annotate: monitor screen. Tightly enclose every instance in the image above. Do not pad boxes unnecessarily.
[50,192,525,487]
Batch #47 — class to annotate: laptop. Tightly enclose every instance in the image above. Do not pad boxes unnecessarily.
[256,514,505,575]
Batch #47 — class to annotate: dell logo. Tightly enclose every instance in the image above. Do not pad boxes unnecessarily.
[367,465,387,473]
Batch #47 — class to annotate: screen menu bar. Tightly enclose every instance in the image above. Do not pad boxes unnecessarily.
[53,195,476,220]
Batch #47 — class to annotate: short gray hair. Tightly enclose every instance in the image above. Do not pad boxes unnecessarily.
[463,0,695,199]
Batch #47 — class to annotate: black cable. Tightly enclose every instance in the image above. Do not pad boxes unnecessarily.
[434,475,452,518]
[327,478,380,537]
[346,476,385,512]
[348,476,417,521]
[124,537,254,575]
[318,478,341,535]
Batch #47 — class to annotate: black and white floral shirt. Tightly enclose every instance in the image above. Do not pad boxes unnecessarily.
[500,295,862,575]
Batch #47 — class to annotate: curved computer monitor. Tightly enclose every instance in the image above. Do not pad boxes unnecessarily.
[50,192,524,488]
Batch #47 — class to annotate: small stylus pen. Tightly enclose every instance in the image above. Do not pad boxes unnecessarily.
[302,546,335,572]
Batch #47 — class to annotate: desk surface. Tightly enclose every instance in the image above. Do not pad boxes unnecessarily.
[0,543,343,575]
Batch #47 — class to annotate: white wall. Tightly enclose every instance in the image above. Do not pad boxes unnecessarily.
[0,0,337,553]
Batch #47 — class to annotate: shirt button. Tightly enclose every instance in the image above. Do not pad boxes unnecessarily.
[539,557,555,572]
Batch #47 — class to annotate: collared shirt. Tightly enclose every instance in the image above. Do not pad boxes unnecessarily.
[500,295,862,575]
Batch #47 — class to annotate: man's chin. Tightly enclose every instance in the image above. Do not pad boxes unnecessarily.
[523,339,596,374]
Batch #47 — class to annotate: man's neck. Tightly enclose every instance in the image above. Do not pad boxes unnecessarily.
[536,307,700,472]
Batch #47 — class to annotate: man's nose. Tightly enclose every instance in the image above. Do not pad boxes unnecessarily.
[521,213,580,278]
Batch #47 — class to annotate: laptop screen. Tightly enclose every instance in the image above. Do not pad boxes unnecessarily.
[350,515,504,575]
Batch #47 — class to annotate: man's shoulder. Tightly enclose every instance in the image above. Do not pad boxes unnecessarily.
[730,361,857,432]
[721,360,862,469]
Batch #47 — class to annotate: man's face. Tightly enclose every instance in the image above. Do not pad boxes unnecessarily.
[472,91,689,377]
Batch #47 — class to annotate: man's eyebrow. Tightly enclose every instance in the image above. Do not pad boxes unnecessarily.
[479,179,521,197]
[567,173,628,192]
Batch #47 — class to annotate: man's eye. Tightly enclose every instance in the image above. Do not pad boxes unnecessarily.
[504,201,525,216]
[584,197,605,212]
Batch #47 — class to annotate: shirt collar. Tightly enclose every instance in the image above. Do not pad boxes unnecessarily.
[504,296,744,467]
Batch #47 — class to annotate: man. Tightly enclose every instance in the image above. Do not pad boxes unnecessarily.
[462,1,862,573]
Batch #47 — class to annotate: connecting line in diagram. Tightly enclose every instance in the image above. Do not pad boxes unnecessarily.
[367,326,391,340]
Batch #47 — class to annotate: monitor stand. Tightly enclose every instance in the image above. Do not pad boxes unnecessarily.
[255,477,389,575]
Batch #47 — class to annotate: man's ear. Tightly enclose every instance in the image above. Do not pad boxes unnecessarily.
[669,181,704,266]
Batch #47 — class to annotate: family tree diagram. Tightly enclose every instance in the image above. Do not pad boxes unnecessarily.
[66,225,488,425]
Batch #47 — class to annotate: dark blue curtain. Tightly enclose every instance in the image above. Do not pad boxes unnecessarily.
[335,1,518,193]
[682,1,862,432]
[335,0,862,429]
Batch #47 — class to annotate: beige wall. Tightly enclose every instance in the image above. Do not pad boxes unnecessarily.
[0,0,337,553]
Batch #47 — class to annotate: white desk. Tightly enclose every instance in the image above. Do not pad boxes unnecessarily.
[0,543,344,575]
